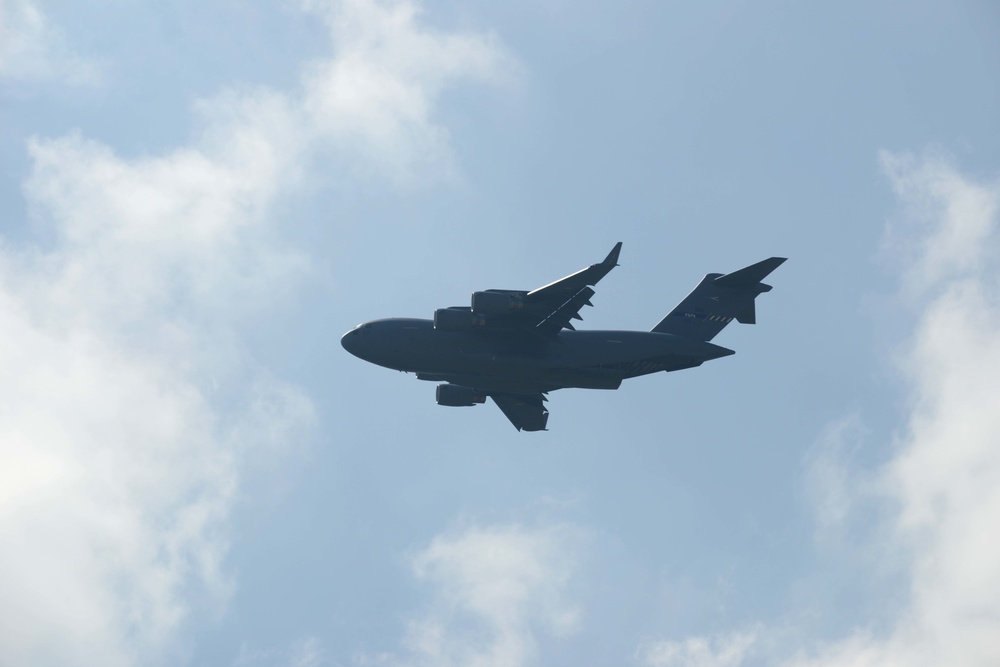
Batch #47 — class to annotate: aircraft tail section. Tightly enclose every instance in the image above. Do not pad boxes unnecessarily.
[652,257,785,341]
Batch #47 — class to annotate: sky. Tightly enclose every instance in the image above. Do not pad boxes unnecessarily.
[1,1,999,666]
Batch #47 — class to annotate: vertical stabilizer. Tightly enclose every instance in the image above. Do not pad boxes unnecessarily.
[652,257,785,341]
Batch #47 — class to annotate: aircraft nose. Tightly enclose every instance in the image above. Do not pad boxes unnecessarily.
[341,329,359,356]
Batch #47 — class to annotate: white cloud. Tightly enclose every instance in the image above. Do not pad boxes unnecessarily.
[638,153,1000,667]
[300,0,515,183]
[0,116,315,667]
[850,153,1000,665]
[795,155,1000,666]
[365,522,584,667]
[881,151,999,295]
[639,629,759,667]
[794,155,1000,667]
[801,414,871,547]
[0,0,100,85]
[0,1,511,665]
[234,636,327,667]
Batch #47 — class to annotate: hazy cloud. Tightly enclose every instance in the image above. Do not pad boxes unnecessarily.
[365,522,584,667]
[0,0,511,664]
[0,107,315,667]
[797,155,1000,666]
[234,636,327,667]
[0,0,100,84]
[831,153,1000,665]
[300,0,515,183]
[802,414,870,547]
[792,154,1000,667]
[881,151,999,295]
[639,153,1000,667]
[639,629,759,667]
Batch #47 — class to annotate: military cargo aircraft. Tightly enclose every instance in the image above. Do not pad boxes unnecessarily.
[342,243,784,431]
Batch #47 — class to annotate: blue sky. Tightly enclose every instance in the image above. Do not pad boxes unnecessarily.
[2,1,999,666]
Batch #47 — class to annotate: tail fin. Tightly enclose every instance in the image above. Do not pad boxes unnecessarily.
[652,257,786,341]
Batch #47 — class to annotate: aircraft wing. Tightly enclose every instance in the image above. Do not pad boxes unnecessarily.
[527,241,621,305]
[461,242,621,337]
[491,393,549,431]
[525,241,619,334]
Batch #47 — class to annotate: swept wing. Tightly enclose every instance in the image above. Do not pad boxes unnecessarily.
[491,393,549,432]
[442,242,621,337]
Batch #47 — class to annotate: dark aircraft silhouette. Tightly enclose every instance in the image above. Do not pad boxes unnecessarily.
[342,243,785,431]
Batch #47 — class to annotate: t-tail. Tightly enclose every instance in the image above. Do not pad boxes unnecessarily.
[652,257,786,341]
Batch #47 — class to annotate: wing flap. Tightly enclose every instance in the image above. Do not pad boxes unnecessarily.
[535,286,596,336]
[521,242,620,336]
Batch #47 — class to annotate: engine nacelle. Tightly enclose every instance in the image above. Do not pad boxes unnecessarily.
[436,384,486,407]
[471,290,525,316]
[434,307,486,331]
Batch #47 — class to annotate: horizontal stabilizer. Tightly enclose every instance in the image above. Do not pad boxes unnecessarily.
[713,257,786,288]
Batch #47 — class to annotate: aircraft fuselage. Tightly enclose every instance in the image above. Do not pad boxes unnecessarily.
[341,317,734,395]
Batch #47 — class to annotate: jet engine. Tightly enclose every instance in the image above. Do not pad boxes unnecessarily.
[471,290,525,316]
[434,307,486,331]
[436,384,486,407]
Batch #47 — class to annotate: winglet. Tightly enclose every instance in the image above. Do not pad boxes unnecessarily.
[603,242,623,267]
